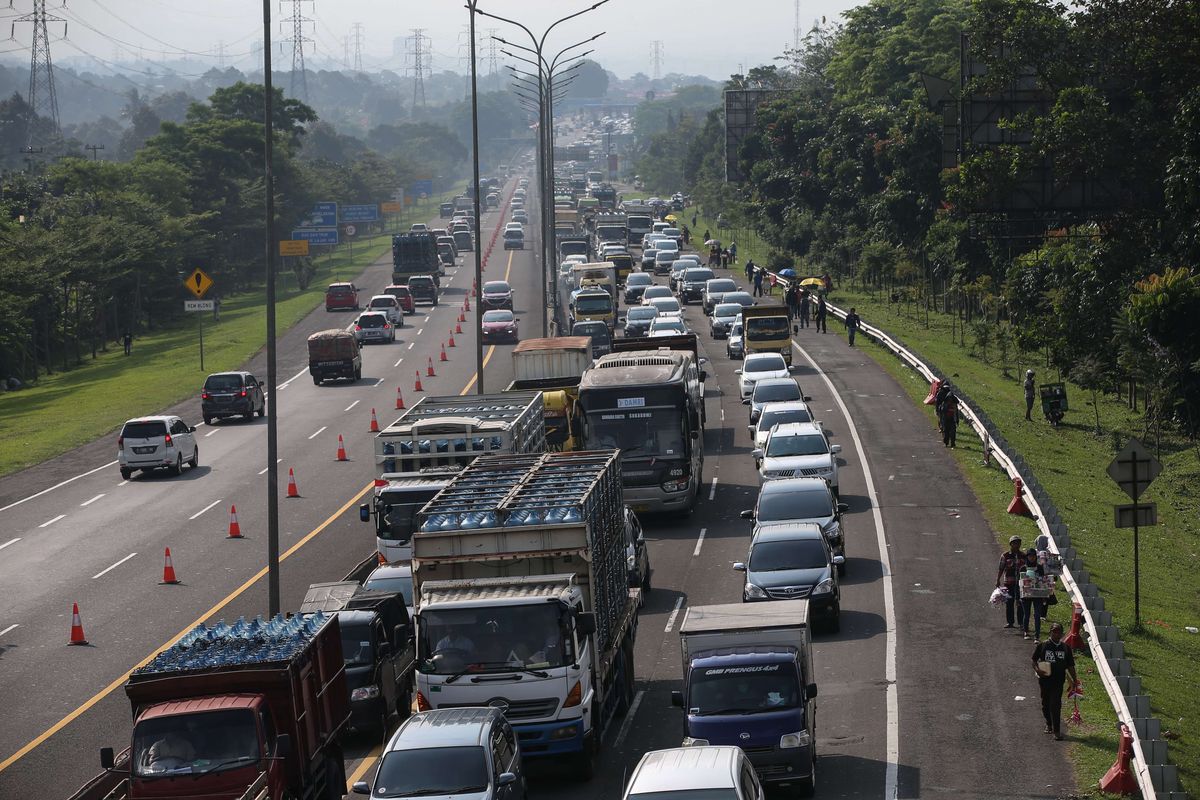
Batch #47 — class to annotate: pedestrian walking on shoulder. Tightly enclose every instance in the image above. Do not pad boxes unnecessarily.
[123,330,133,356]
[815,296,828,333]
[721,248,730,268]
[942,391,959,447]
[681,225,691,245]
[729,242,737,264]
[785,285,799,320]
[1019,548,1047,640]
[799,291,811,329]
[703,229,710,242]
[845,307,861,346]
[692,213,698,228]
[996,535,1027,630]
[934,381,951,431]
[1032,623,1078,740]
[752,267,765,297]
[1024,370,1036,421]
[745,260,755,284]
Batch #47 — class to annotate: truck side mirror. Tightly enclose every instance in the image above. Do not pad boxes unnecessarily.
[807,683,818,699]
[670,690,684,708]
[751,449,763,459]
[740,509,754,520]
[575,611,597,636]
[733,562,747,572]
[395,625,410,646]
[497,773,518,788]
[275,734,292,758]
[352,781,372,795]
[359,504,371,522]
[100,747,115,770]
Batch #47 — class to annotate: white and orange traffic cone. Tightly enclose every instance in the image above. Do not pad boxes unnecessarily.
[68,602,88,646]
[414,371,424,392]
[160,547,181,584]
[370,407,381,432]
[464,297,471,311]
[426,357,436,377]
[448,330,456,347]
[336,435,348,462]
[286,468,300,498]
[455,320,463,334]
[440,343,448,362]
[227,505,243,538]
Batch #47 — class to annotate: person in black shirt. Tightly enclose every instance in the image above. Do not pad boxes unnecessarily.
[1032,623,1078,739]
[995,535,1025,629]
[845,308,861,346]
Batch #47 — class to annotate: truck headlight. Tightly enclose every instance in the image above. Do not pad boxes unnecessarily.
[744,583,767,600]
[351,685,380,701]
[627,553,636,571]
[682,737,710,747]
[812,578,834,596]
[779,731,811,749]
[662,478,689,492]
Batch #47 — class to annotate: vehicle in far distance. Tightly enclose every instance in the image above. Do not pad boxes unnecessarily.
[572,319,613,358]
[118,416,199,480]
[754,422,841,494]
[702,278,738,314]
[439,202,455,218]
[308,328,362,385]
[382,284,416,315]
[325,282,359,311]
[623,271,654,304]
[750,400,817,449]
[201,371,265,425]
[746,377,808,424]
[742,477,850,576]
[406,275,439,307]
[737,353,790,399]
[481,280,515,311]
[503,228,525,250]
[728,322,745,360]
[410,223,428,233]
[623,305,659,338]
[709,303,742,339]
[366,294,404,325]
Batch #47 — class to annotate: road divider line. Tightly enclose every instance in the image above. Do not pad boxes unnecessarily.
[394,357,404,367]
[612,689,645,749]
[0,624,17,638]
[0,460,119,513]
[38,514,65,528]
[693,527,707,557]
[416,328,423,336]
[344,400,360,412]
[205,429,219,437]
[663,597,684,633]
[276,366,308,391]
[80,494,105,507]
[708,477,718,501]
[345,743,385,791]
[188,499,221,521]
[0,538,20,551]
[407,343,414,350]
[308,426,327,440]
[373,378,384,386]
[92,552,137,580]
[0,481,377,775]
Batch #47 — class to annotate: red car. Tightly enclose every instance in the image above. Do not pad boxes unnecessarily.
[383,284,416,314]
[481,309,519,343]
[325,282,359,311]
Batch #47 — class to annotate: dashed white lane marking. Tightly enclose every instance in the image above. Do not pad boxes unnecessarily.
[612,689,645,748]
[257,458,283,475]
[38,514,65,528]
[92,552,137,580]
[0,623,18,638]
[0,460,119,513]
[373,378,385,387]
[407,343,415,350]
[118,480,129,487]
[720,407,725,422]
[693,527,707,557]
[205,429,219,437]
[708,477,718,501]
[663,597,684,633]
[345,400,360,412]
[188,499,221,520]
[394,357,404,367]
[276,366,308,390]
[417,328,424,336]
[0,538,20,551]
[308,426,327,440]
[80,494,105,507]
[889,474,894,481]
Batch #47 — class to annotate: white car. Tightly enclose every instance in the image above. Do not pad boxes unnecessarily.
[647,296,682,317]
[505,222,523,234]
[736,352,790,399]
[366,294,403,325]
[118,415,199,479]
[655,238,680,254]
[754,421,842,492]
[622,747,764,800]
[648,317,688,337]
[749,400,818,449]
[409,223,428,233]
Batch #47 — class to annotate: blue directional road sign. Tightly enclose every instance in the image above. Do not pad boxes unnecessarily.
[411,179,433,198]
[342,204,380,222]
[291,227,339,246]
[302,202,338,227]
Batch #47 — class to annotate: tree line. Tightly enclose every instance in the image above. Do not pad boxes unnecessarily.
[633,0,1200,436]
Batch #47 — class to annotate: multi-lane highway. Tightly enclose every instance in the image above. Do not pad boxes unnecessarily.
[0,168,1074,798]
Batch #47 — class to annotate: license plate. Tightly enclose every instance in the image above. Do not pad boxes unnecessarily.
[632,504,650,513]
[133,446,156,454]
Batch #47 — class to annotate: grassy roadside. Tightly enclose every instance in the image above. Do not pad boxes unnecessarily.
[685,206,1196,794]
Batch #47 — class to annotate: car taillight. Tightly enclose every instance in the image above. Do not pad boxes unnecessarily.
[383,323,390,329]
[354,325,361,331]
[201,392,210,400]
[416,692,431,712]
[117,436,124,450]
[164,434,173,446]
[239,389,247,397]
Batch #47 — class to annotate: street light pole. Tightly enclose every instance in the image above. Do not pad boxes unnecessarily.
[260,0,281,616]
[466,2,486,393]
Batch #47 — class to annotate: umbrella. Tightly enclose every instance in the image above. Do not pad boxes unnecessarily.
[799,277,825,289]
[665,214,678,223]
[779,268,797,278]
[704,239,721,247]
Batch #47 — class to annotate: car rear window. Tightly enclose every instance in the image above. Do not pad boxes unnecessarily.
[122,421,167,438]
[369,297,396,307]
[204,374,244,391]
[327,284,353,294]
[386,287,411,298]
[358,314,387,328]
[758,488,833,521]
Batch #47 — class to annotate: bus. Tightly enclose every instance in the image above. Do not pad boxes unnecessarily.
[577,334,706,514]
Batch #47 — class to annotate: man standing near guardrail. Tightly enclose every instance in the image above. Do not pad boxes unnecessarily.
[799,290,811,329]
[1032,622,1078,740]
[1024,370,1036,421]
[815,295,828,333]
[845,307,861,346]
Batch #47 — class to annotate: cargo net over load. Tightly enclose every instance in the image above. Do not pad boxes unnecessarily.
[135,614,332,673]
[415,451,627,654]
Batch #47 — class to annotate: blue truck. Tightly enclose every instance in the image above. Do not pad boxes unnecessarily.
[671,602,818,796]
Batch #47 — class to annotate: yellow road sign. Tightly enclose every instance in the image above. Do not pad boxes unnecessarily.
[381,202,402,213]
[184,267,213,299]
[279,239,310,257]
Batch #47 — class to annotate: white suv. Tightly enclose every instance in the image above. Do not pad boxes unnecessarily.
[367,294,403,325]
[753,422,842,493]
[118,415,199,479]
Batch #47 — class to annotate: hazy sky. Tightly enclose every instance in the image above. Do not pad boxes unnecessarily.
[14,0,860,82]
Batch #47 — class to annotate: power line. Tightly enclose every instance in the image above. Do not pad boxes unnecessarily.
[280,0,313,101]
[650,40,664,80]
[13,0,65,140]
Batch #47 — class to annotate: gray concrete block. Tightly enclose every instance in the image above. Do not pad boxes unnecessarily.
[1099,639,1124,659]
[1126,694,1151,719]
[1135,718,1162,740]
[1149,764,1179,791]
[1145,738,1169,766]
[1096,610,1113,627]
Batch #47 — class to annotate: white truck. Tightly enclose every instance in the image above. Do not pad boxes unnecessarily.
[411,451,639,778]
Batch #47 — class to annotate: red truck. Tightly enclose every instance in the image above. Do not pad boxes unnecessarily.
[69,613,350,800]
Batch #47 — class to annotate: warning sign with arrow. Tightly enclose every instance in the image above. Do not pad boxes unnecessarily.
[184,267,214,299]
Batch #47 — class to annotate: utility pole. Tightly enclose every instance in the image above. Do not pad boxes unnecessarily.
[14,0,65,142]
[85,143,104,160]
[351,22,364,72]
[650,40,664,80]
[406,28,431,111]
[280,0,313,101]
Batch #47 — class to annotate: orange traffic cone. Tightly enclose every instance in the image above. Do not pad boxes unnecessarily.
[414,371,424,392]
[286,468,300,498]
[464,297,471,311]
[440,344,448,362]
[370,407,381,432]
[68,602,88,645]
[336,435,348,462]
[459,312,466,323]
[448,330,456,347]
[377,551,387,566]
[160,547,181,584]
[427,357,436,377]
[472,278,478,297]
[227,505,243,538]
[455,320,463,334]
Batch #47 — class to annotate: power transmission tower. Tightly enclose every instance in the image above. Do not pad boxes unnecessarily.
[216,40,226,69]
[351,23,365,72]
[14,0,65,140]
[485,28,499,76]
[456,24,471,99]
[280,0,314,101]
[794,0,802,51]
[650,40,664,80]
[406,28,431,111]
[342,35,350,69]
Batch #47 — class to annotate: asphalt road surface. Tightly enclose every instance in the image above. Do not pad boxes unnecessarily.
[0,174,1072,798]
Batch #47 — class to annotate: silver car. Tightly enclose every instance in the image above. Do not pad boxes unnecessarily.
[118,415,199,479]
[709,302,742,338]
[354,311,396,344]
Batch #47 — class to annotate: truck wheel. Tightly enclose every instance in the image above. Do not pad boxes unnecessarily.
[573,729,597,781]
[798,752,816,797]
[325,754,347,800]
[313,376,321,385]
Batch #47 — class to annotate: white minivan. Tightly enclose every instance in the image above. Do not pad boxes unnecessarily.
[118,415,199,479]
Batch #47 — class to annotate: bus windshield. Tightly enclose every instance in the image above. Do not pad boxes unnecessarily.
[587,408,686,459]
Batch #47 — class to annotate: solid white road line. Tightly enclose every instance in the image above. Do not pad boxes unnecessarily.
[92,552,137,580]
[205,429,219,437]
[308,426,327,440]
[0,459,119,513]
[792,336,899,799]
[38,514,65,528]
[0,538,20,551]
[611,689,645,749]
[0,623,18,638]
[693,527,707,557]
[80,494,105,507]
[663,597,684,633]
[345,400,360,412]
[276,366,308,391]
[188,499,221,521]
[708,477,718,501]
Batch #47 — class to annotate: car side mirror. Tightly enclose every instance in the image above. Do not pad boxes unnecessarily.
[733,562,747,572]
[831,444,842,454]
[575,611,597,636]
[803,395,813,402]
[751,449,763,459]
[352,781,371,795]
[741,398,750,405]
[359,504,371,522]
[497,773,518,788]
[807,683,818,699]
[740,509,754,520]
[734,369,742,375]
[832,555,845,565]
[837,502,850,514]
[188,426,197,433]
[100,747,115,770]
[275,734,292,758]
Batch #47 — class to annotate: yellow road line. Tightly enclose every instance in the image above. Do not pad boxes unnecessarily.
[459,249,513,395]
[345,742,385,790]
[0,482,376,774]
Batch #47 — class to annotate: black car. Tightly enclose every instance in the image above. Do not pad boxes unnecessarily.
[407,275,439,306]
[571,320,612,358]
[624,506,652,604]
[201,371,265,424]
[623,306,658,338]
[734,521,842,631]
[624,272,654,304]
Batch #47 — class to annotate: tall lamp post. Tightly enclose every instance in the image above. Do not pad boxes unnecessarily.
[464,2,486,392]
[260,0,281,615]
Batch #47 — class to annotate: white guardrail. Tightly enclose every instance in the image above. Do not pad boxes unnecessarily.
[767,272,1170,799]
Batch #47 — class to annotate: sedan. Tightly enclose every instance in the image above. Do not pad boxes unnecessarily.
[481,309,519,343]
[727,322,745,359]
[623,305,659,337]
[647,296,682,317]
[749,400,817,449]
[624,272,654,304]
[512,210,529,224]
[354,311,396,345]
[741,477,850,576]
[641,247,659,271]
[736,352,790,399]
[481,280,514,310]
[722,291,756,310]
[641,285,674,304]
[709,302,742,338]
[648,318,688,337]
[703,278,739,313]
[734,522,842,631]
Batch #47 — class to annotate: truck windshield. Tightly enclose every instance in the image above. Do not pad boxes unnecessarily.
[575,295,613,315]
[418,603,571,673]
[688,663,801,715]
[375,746,488,797]
[340,622,377,666]
[587,409,685,459]
[747,317,790,340]
[132,709,259,777]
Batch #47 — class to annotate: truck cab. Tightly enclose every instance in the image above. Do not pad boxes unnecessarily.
[361,472,458,563]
